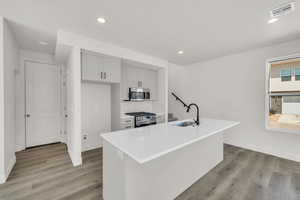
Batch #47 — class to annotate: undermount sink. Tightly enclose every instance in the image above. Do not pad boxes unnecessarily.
[173,120,196,127]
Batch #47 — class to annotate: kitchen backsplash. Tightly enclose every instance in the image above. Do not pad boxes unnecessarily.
[121,101,153,114]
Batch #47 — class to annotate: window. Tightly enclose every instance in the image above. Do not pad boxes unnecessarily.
[295,68,300,81]
[267,56,300,133]
[280,69,292,81]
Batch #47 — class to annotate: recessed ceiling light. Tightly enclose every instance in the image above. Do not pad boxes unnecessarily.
[177,50,184,55]
[97,17,106,24]
[39,41,48,45]
[268,18,279,24]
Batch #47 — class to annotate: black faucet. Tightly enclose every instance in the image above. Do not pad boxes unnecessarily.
[171,93,200,126]
[186,103,200,125]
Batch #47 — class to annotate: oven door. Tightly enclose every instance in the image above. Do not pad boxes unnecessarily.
[135,116,157,128]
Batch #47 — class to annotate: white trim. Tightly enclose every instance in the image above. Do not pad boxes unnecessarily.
[0,173,5,184]
[0,155,16,184]
[265,54,300,134]
[266,53,300,64]
[5,155,16,179]
[82,144,102,152]
[225,142,300,162]
[0,16,5,185]
[68,149,82,167]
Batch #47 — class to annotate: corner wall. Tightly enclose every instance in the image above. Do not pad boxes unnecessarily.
[66,46,82,166]
[169,39,300,162]
[0,17,5,184]
[0,18,19,183]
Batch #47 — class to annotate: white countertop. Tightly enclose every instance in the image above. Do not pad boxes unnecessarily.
[101,118,239,164]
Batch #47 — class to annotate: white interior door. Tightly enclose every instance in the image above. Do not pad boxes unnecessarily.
[25,61,61,147]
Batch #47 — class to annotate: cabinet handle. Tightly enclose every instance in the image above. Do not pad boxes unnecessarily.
[104,72,106,79]
[100,72,103,79]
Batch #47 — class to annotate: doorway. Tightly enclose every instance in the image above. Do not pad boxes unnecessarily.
[25,61,62,147]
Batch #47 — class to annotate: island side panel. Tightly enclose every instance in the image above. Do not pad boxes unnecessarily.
[103,140,126,200]
[124,132,224,200]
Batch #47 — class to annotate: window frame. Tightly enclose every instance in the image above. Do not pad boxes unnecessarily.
[265,54,300,135]
[295,68,300,81]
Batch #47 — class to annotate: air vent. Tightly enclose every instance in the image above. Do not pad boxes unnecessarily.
[270,2,296,18]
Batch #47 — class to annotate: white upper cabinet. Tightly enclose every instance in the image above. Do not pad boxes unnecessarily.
[81,51,121,83]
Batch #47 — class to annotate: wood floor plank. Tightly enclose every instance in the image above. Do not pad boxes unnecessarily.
[0,143,299,200]
[290,173,300,198]
[243,154,277,200]
[268,172,291,200]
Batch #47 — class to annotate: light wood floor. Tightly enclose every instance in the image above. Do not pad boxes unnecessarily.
[0,143,300,200]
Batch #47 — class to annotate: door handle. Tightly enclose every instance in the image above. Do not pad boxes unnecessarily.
[26,114,30,118]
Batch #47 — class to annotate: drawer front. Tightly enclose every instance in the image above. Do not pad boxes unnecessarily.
[120,123,134,129]
[121,118,134,129]
[121,118,134,123]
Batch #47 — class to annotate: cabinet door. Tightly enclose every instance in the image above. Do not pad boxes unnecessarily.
[82,51,121,83]
[148,70,158,100]
[141,69,157,100]
[126,66,139,88]
[82,53,102,81]
[102,57,121,83]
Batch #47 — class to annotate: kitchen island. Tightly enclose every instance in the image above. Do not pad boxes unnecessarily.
[101,118,239,200]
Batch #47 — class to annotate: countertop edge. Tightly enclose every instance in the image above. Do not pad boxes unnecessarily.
[102,120,240,164]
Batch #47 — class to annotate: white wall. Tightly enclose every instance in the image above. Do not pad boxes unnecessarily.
[169,39,300,162]
[121,101,153,114]
[0,18,19,183]
[15,50,57,151]
[153,68,168,118]
[0,17,5,184]
[66,46,82,166]
[111,83,121,131]
[81,82,111,151]
[168,63,189,120]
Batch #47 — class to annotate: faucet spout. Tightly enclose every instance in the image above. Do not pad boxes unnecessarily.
[186,103,200,125]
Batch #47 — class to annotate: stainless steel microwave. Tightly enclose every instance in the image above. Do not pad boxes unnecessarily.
[128,88,150,101]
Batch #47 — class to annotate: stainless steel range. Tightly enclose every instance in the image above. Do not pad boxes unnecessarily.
[125,112,156,128]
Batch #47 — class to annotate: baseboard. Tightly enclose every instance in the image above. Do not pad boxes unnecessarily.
[224,141,300,162]
[82,143,102,152]
[0,155,16,184]
[68,149,82,167]
[0,173,5,184]
[15,145,25,152]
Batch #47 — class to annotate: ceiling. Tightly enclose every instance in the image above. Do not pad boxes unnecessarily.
[0,0,300,65]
